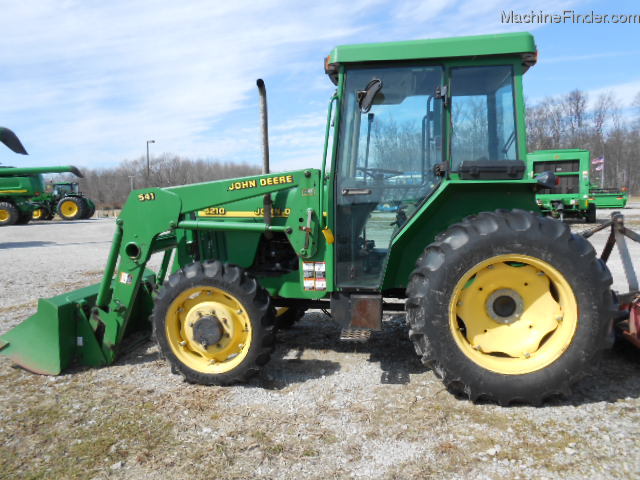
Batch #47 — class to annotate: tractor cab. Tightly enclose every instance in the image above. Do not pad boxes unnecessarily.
[325,33,535,289]
[53,182,79,196]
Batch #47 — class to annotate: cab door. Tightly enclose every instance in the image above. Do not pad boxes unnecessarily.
[334,64,444,289]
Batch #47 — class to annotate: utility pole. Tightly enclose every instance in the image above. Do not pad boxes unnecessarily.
[128,175,135,192]
[146,139,155,182]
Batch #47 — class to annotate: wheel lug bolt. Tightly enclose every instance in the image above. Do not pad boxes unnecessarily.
[524,353,531,358]
[179,341,187,347]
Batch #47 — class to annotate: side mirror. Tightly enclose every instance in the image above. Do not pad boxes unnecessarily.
[357,78,383,113]
[535,171,557,189]
[435,85,449,107]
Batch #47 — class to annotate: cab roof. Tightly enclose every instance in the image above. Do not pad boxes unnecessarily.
[327,32,536,65]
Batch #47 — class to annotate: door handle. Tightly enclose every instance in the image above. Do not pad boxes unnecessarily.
[342,188,372,196]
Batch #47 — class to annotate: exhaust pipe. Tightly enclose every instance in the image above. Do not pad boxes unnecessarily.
[256,79,270,175]
[257,79,273,234]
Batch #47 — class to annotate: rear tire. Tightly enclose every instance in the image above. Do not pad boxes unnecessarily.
[152,261,275,385]
[57,196,87,220]
[84,202,96,219]
[406,209,614,405]
[0,202,19,226]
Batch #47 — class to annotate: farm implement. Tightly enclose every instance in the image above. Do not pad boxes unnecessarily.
[1,33,638,405]
[0,127,27,155]
[0,165,84,226]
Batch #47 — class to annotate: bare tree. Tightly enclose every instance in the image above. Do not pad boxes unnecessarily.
[51,155,261,209]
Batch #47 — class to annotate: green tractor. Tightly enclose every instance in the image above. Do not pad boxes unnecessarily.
[2,33,638,405]
[32,181,96,221]
[528,149,596,223]
[0,166,84,226]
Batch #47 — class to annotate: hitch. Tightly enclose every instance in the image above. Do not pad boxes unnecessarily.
[581,212,640,346]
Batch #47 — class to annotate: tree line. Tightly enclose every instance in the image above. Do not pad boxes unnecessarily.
[53,88,639,209]
[56,154,261,209]
[527,90,640,193]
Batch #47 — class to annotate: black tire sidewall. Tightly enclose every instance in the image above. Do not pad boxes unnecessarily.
[408,210,612,402]
[0,202,19,226]
[57,196,87,220]
[153,262,273,385]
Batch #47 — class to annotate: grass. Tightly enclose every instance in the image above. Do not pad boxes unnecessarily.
[0,370,174,479]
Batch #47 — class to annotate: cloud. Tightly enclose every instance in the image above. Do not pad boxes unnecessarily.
[0,0,591,171]
[542,50,640,64]
[587,80,640,108]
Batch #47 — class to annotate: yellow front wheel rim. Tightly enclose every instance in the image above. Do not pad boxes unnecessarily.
[165,286,252,374]
[60,200,79,217]
[0,209,9,222]
[449,254,578,375]
[32,208,43,219]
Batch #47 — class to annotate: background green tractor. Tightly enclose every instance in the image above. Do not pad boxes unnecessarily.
[0,166,84,226]
[2,33,635,406]
[32,181,95,221]
[528,149,596,223]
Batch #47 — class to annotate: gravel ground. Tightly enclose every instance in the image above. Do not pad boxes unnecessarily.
[1,206,639,479]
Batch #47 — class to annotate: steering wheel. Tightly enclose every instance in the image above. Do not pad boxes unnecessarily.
[356,167,402,179]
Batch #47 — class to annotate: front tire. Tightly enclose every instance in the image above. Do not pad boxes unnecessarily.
[32,207,46,220]
[406,209,613,405]
[152,261,275,385]
[0,202,19,226]
[275,306,307,329]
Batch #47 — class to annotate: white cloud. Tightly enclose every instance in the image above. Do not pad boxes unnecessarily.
[0,0,593,171]
[587,80,640,107]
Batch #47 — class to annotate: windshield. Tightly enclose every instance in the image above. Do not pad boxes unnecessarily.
[54,183,77,195]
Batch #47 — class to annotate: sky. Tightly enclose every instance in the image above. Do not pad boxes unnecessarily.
[1,0,638,172]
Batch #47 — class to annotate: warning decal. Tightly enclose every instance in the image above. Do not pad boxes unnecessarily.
[302,261,326,291]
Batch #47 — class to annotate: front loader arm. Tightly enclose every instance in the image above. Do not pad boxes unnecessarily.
[93,169,320,363]
[0,169,321,374]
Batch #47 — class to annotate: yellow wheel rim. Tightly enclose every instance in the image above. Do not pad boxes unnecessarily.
[60,200,79,217]
[449,254,578,375]
[275,307,289,318]
[0,209,9,222]
[32,208,43,219]
[165,286,252,374]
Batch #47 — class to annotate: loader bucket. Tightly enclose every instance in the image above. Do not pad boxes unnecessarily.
[0,283,106,375]
[0,271,157,375]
